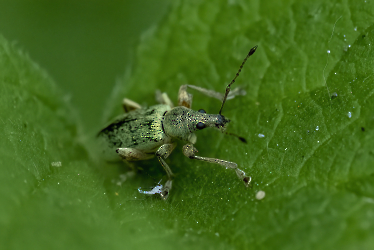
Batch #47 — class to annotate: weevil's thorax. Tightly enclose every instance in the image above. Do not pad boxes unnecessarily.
[163,106,230,143]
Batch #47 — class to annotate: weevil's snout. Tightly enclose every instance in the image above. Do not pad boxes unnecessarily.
[215,114,230,132]
[194,113,230,133]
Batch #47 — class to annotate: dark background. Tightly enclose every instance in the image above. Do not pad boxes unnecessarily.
[0,0,171,132]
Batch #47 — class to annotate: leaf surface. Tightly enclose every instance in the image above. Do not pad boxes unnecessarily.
[1,1,374,249]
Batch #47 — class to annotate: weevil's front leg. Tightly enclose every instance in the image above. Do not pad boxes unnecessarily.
[182,143,251,187]
[155,90,174,108]
[122,98,142,113]
[178,84,246,108]
[155,143,177,200]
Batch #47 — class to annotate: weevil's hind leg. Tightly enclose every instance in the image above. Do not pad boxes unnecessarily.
[123,98,142,113]
[116,148,154,176]
[116,148,154,161]
[155,143,177,200]
[182,143,251,187]
[155,90,174,108]
[178,84,246,108]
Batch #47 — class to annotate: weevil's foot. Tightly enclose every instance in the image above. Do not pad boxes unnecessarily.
[235,169,252,187]
[160,180,172,200]
[227,86,247,99]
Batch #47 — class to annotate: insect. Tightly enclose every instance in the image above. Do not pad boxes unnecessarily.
[98,45,258,200]
[137,179,167,195]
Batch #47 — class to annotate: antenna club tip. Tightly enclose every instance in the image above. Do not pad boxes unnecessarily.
[248,45,258,55]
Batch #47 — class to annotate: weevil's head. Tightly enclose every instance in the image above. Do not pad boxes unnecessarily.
[163,106,230,143]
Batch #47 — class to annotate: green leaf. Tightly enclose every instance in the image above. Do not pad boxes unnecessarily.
[1,0,374,249]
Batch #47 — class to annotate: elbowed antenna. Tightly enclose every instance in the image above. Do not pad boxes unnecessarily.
[219,45,258,115]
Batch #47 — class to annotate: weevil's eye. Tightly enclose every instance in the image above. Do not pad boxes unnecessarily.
[196,122,206,130]
[198,109,206,113]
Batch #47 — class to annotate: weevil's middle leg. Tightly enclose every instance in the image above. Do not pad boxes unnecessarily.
[178,84,246,108]
[155,143,177,199]
[182,143,251,187]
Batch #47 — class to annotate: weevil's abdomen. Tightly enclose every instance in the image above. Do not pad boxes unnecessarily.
[97,104,172,161]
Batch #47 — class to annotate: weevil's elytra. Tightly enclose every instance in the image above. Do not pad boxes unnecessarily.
[98,45,258,200]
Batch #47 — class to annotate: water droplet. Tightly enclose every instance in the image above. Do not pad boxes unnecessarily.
[316,126,319,131]
[256,190,266,200]
[327,50,331,53]
[258,134,265,138]
[347,112,352,118]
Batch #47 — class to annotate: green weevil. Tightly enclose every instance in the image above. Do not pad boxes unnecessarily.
[98,45,258,200]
